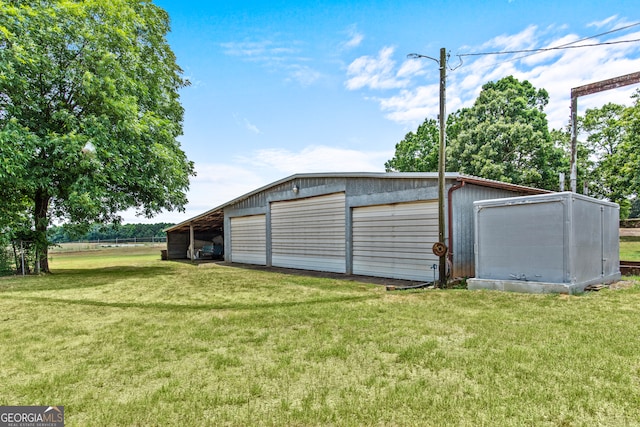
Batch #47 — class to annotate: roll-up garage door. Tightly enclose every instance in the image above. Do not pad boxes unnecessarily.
[271,193,346,273]
[353,201,438,281]
[230,214,266,265]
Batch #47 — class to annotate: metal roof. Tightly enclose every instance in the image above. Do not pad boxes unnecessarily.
[165,172,550,233]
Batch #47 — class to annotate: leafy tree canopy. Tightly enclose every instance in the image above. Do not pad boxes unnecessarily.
[385,118,439,172]
[386,77,640,217]
[613,90,640,215]
[0,0,194,271]
[446,76,566,190]
[48,222,174,243]
[579,102,630,215]
[386,76,567,191]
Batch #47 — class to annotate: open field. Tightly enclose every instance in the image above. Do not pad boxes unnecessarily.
[49,241,166,254]
[621,235,640,261]
[1,247,640,426]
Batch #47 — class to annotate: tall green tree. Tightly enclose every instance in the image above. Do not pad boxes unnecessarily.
[612,90,640,213]
[385,118,439,172]
[446,76,565,190]
[0,0,194,272]
[579,103,630,215]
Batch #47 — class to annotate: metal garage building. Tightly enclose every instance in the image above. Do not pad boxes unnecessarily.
[165,172,547,281]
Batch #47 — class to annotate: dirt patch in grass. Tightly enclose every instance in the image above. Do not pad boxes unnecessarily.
[610,280,638,290]
[620,228,640,237]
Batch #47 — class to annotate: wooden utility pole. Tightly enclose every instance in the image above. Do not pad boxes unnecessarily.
[407,48,448,288]
[437,47,447,288]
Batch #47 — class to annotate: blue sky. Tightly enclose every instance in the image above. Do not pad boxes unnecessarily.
[127,0,640,223]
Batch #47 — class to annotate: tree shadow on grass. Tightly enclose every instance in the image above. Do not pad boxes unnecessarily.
[0,266,176,293]
[1,294,378,312]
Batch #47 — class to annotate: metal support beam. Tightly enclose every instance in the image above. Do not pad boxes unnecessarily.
[570,95,578,193]
[572,71,640,98]
[189,223,195,261]
[570,71,640,193]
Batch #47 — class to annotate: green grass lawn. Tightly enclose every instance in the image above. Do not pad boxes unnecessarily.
[1,247,640,426]
[620,236,640,261]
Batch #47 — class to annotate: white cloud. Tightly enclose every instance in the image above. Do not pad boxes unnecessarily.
[239,145,392,174]
[244,119,261,134]
[345,46,410,90]
[345,22,640,131]
[342,25,364,50]
[287,64,323,86]
[221,38,322,87]
[484,25,539,51]
[396,58,427,79]
[233,114,262,134]
[377,85,440,124]
[588,15,618,29]
[119,163,273,224]
[121,145,394,224]
[220,40,300,58]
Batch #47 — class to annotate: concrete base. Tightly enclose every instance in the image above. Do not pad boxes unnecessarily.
[468,273,621,295]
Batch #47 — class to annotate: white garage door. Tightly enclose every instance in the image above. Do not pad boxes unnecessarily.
[353,201,439,281]
[271,193,346,273]
[230,214,266,265]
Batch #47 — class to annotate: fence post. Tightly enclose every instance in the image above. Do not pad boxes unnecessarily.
[20,240,25,276]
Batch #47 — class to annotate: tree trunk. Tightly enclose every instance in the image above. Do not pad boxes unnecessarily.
[34,191,51,273]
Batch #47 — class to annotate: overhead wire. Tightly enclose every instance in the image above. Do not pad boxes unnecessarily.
[454,21,640,67]
[458,38,640,58]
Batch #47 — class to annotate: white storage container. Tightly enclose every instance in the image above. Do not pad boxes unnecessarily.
[468,192,620,294]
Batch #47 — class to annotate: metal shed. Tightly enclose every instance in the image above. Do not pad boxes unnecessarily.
[165,172,547,282]
[467,192,620,294]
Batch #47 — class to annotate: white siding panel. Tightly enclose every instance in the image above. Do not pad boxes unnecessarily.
[353,201,439,281]
[230,215,266,265]
[271,193,346,273]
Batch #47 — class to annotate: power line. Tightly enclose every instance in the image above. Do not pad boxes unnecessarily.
[456,21,640,60]
[457,38,640,58]
[489,22,640,66]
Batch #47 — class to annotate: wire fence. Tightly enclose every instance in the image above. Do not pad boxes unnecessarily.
[50,237,167,253]
[0,240,35,276]
[0,237,168,276]
[54,236,167,245]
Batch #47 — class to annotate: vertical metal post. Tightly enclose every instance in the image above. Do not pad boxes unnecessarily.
[570,95,578,193]
[438,47,447,287]
[568,72,640,194]
[189,223,195,260]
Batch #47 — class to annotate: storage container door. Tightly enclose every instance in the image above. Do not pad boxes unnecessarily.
[271,193,346,273]
[230,214,266,265]
[353,201,439,281]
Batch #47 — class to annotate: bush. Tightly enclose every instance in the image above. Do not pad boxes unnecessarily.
[0,246,14,276]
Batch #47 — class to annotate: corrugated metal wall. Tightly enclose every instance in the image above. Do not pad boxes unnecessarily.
[475,199,566,282]
[219,175,540,279]
[230,214,266,265]
[352,201,439,281]
[167,231,189,259]
[472,192,620,290]
[450,184,528,278]
[271,193,346,273]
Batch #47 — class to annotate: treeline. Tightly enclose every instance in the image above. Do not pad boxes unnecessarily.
[385,76,640,218]
[48,223,174,243]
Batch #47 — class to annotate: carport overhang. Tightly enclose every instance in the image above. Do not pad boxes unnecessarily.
[164,208,225,260]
